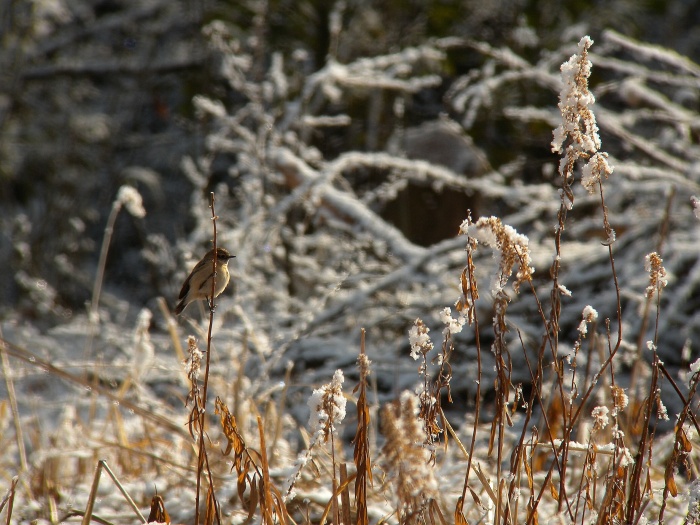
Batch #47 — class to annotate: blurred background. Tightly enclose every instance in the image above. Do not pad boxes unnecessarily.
[3,0,700,327]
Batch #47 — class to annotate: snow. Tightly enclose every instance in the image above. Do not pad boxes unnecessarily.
[591,406,609,430]
[408,318,433,359]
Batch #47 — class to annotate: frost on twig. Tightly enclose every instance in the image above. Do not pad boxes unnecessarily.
[284,370,346,501]
[644,252,668,299]
[552,35,615,208]
[551,36,600,157]
[461,216,534,293]
[380,391,437,523]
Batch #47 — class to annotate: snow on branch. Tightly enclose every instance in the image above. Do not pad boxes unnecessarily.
[270,148,426,261]
[303,44,445,102]
[551,36,600,156]
[603,29,700,77]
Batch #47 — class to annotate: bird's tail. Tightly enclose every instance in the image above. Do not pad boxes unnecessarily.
[174,300,186,315]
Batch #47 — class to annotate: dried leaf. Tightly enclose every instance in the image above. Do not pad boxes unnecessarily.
[429,498,448,525]
[455,496,468,525]
[549,480,559,501]
[468,487,481,507]
[679,428,692,452]
[524,458,534,491]
[644,470,652,495]
[204,483,218,525]
[147,494,170,524]
[244,478,259,519]
[527,501,539,525]
[237,469,249,505]
[665,468,678,497]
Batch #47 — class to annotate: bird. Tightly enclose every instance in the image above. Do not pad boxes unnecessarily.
[174,248,235,315]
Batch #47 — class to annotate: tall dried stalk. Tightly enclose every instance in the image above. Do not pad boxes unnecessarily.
[84,186,145,361]
[187,192,222,525]
[215,399,289,524]
[353,329,373,525]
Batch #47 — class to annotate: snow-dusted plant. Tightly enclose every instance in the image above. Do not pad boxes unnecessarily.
[284,369,346,502]
[380,391,437,524]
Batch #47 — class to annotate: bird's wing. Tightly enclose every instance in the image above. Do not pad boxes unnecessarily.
[178,273,192,300]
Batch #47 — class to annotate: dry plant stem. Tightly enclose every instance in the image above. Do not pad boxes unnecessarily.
[194,191,221,525]
[0,328,27,473]
[506,331,546,523]
[627,287,664,523]
[550,40,617,506]
[658,363,700,435]
[582,328,597,402]
[0,476,18,523]
[81,459,146,525]
[568,240,623,431]
[557,182,623,514]
[84,198,122,361]
[331,429,340,525]
[457,237,482,511]
[518,275,595,524]
[657,362,700,522]
[215,397,290,522]
[626,348,660,524]
[0,336,188,436]
[319,474,358,525]
[340,463,351,525]
[257,416,279,525]
[522,346,566,525]
[508,266,568,522]
[548,163,577,512]
[353,329,372,525]
[98,439,203,475]
[446,418,499,509]
[521,274,563,440]
[658,379,700,523]
[572,445,593,523]
[631,187,674,395]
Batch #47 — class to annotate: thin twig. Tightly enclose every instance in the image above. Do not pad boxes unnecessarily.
[80,460,146,525]
[84,199,122,362]
[195,191,222,525]
[0,327,27,472]
[0,336,188,437]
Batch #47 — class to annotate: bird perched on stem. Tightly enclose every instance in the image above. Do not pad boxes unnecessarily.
[174,248,235,315]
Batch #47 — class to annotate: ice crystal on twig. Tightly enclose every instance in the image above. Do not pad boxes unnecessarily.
[552,36,600,157]
[469,216,534,293]
[644,252,668,299]
[381,391,437,523]
[578,305,599,336]
[116,185,146,218]
[308,369,346,441]
[409,318,433,360]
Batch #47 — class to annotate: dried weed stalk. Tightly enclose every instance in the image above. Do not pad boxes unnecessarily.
[547,36,627,516]
[658,367,700,523]
[409,305,462,464]
[147,494,171,524]
[455,215,485,522]
[215,398,289,524]
[283,368,347,514]
[353,329,373,525]
[381,392,438,525]
[450,36,699,525]
[185,192,223,525]
[462,215,533,521]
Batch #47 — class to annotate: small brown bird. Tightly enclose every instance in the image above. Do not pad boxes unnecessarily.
[175,248,235,315]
